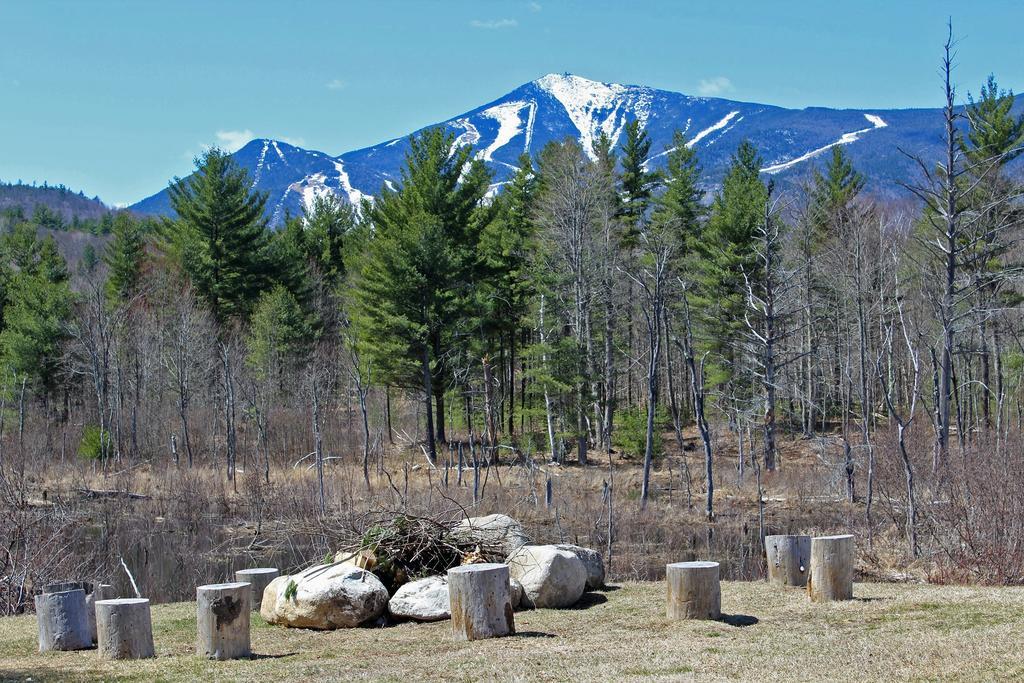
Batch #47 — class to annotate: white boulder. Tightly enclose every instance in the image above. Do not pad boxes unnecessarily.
[509,577,524,610]
[506,545,586,608]
[555,544,605,589]
[451,514,531,560]
[260,563,388,629]
[388,576,450,622]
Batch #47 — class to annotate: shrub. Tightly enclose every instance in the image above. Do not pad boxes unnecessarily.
[78,424,110,460]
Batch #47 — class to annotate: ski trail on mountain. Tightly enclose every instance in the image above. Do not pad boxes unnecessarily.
[641,110,740,169]
[761,113,888,174]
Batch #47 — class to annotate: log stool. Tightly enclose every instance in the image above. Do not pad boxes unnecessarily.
[234,568,279,612]
[86,583,113,644]
[95,598,155,659]
[666,561,721,620]
[197,582,251,660]
[808,534,855,602]
[447,563,515,641]
[35,588,92,651]
[765,535,811,587]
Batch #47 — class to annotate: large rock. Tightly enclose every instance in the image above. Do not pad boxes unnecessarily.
[506,545,586,608]
[451,514,531,560]
[509,577,524,609]
[387,575,525,622]
[555,544,605,589]
[260,564,388,629]
[388,576,449,622]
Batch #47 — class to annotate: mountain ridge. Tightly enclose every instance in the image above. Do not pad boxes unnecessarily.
[131,73,963,224]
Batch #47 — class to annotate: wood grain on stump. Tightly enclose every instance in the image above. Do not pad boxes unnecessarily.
[95,598,155,659]
[765,534,811,588]
[808,534,854,602]
[448,563,515,641]
[197,582,251,660]
[666,561,721,620]
[35,588,92,652]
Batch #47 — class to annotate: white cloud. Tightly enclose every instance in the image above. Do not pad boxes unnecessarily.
[528,1,542,11]
[326,78,346,90]
[697,76,735,97]
[214,129,255,153]
[470,18,518,29]
[278,135,307,147]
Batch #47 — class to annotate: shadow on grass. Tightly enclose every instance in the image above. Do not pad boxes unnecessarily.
[250,652,300,659]
[720,613,759,627]
[515,631,556,639]
[565,592,609,610]
[600,584,622,592]
[853,597,891,603]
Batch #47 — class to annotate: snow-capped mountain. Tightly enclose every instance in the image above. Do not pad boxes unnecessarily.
[132,73,955,224]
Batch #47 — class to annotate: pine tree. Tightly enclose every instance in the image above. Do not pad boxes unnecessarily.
[808,146,865,246]
[354,127,492,462]
[167,148,272,324]
[104,212,146,304]
[652,131,705,254]
[0,227,73,393]
[477,153,538,437]
[697,141,769,385]
[304,194,355,285]
[618,119,657,243]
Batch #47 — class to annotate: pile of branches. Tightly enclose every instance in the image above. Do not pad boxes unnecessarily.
[334,513,505,592]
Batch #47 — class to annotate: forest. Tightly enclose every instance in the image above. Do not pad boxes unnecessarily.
[2,40,1023,614]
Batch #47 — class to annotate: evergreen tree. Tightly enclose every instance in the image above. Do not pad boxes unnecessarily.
[808,146,865,246]
[697,140,769,384]
[246,284,312,380]
[964,75,1024,165]
[652,131,705,253]
[304,194,355,285]
[618,119,657,243]
[167,148,272,323]
[104,212,146,304]
[477,153,539,438]
[354,127,492,461]
[0,227,73,393]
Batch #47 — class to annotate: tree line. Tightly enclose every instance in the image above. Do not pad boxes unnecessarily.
[3,41,1022,557]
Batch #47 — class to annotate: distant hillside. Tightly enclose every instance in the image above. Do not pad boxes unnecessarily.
[0,181,114,233]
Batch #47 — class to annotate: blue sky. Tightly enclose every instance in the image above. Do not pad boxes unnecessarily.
[1,0,1021,206]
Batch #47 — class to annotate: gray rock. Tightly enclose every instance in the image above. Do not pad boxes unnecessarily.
[260,563,388,629]
[388,576,450,622]
[506,545,586,608]
[555,544,605,589]
[451,514,531,560]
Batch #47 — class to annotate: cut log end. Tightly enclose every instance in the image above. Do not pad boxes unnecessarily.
[764,534,811,588]
[197,582,251,660]
[808,534,855,602]
[35,589,92,652]
[666,561,721,620]
[448,563,514,641]
[95,598,155,660]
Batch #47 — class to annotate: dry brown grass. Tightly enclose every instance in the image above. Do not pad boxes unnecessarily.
[3,580,1024,682]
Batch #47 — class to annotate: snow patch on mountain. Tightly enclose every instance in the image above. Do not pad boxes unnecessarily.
[451,118,481,152]
[762,113,888,174]
[251,140,271,188]
[333,160,370,205]
[478,100,531,161]
[688,111,741,148]
[536,73,631,159]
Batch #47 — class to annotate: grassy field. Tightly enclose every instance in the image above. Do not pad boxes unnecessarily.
[2,580,1023,682]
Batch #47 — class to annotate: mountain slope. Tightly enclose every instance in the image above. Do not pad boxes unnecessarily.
[132,73,955,224]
